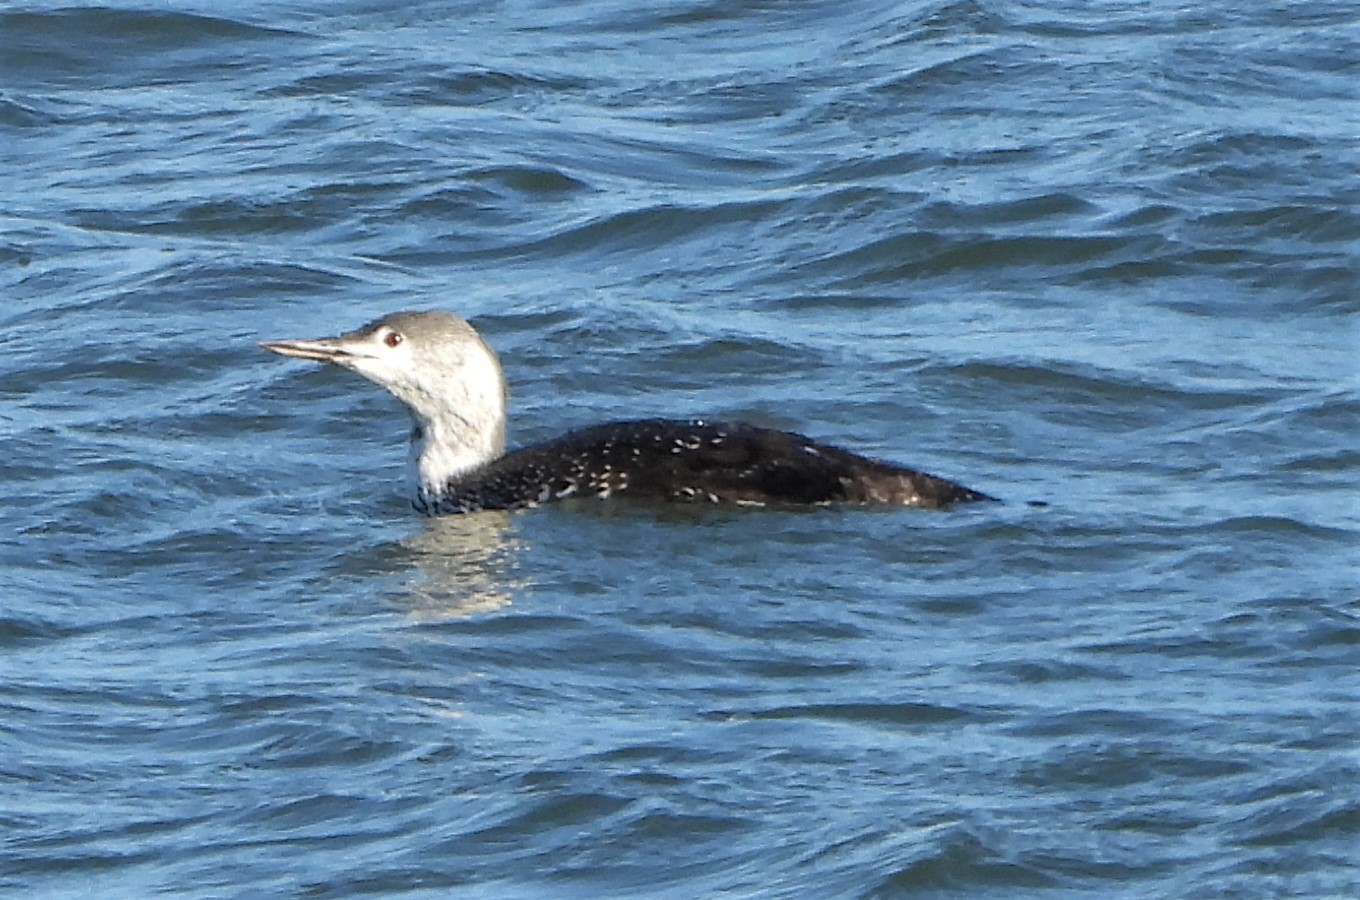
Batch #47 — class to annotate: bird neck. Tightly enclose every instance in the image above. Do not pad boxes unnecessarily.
[406,409,505,509]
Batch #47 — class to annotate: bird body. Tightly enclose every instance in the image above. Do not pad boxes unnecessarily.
[262,311,995,514]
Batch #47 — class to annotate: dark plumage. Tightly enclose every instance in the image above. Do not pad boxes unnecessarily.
[261,311,996,514]
[428,419,993,513]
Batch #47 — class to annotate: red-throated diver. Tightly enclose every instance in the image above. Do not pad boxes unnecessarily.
[261,311,996,514]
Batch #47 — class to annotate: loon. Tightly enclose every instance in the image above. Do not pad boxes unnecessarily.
[261,311,996,514]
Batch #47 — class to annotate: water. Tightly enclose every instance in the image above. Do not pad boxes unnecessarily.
[2,0,1357,896]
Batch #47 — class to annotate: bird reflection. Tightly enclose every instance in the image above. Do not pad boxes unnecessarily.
[394,510,527,618]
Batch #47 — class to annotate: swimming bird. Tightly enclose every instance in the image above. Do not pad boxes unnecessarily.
[261,311,996,514]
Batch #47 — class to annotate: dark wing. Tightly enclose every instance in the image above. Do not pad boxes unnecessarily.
[438,419,989,511]
[633,420,867,504]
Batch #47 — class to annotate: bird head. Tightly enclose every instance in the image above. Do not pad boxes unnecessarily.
[262,310,508,481]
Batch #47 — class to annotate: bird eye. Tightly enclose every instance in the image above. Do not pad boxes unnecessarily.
[383,331,403,348]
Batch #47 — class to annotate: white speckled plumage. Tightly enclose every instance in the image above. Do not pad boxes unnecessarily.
[262,310,996,514]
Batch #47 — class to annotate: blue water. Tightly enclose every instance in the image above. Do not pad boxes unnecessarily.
[3,1,1357,896]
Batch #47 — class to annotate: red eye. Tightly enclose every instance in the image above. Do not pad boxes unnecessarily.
[384,331,403,348]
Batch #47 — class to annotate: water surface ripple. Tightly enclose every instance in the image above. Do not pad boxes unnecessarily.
[2,1,1357,897]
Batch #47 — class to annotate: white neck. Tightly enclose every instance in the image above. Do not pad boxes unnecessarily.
[338,311,508,510]
[407,412,504,508]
